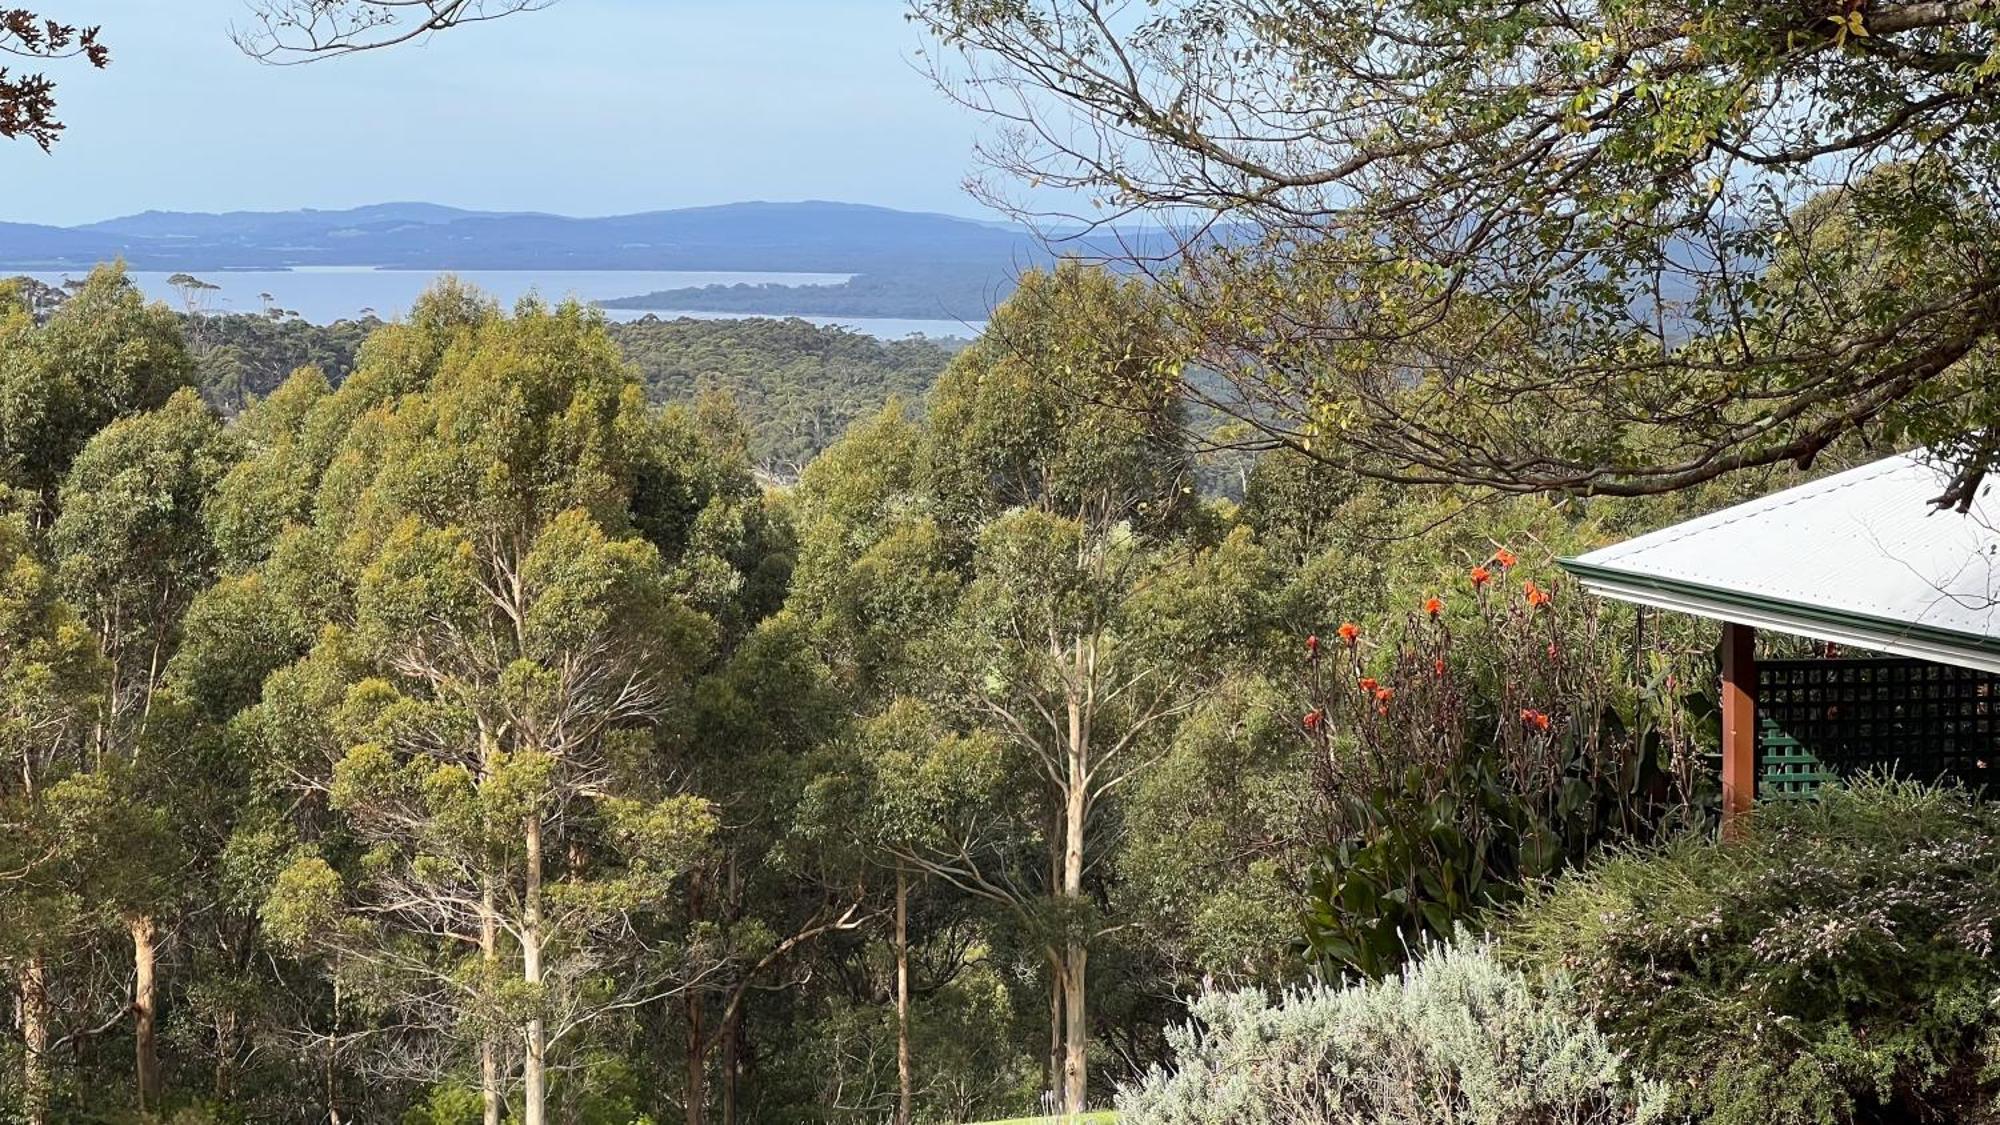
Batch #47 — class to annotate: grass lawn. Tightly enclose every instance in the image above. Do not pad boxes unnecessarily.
[966,1114,1116,1125]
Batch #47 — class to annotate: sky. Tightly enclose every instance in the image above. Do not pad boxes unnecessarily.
[1,1,997,226]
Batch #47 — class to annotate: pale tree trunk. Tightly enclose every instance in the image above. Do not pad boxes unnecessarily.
[480,892,502,1125]
[479,728,503,1125]
[21,952,50,1125]
[1060,647,1091,1118]
[895,868,913,1125]
[522,814,547,1125]
[132,915,161,1113]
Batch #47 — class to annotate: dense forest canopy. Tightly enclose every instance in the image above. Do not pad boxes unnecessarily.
[0,258,1772,1124]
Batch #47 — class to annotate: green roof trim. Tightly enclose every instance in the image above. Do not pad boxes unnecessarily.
[1558,556,2000,666]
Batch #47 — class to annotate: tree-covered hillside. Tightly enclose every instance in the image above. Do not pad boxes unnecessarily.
[166,308,959,476]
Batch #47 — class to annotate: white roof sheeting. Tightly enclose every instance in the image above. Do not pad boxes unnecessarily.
[1561,452,2000,672]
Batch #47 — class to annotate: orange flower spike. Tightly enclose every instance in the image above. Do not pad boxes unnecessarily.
[1358,676,1380,693]
[1520,708,1552,732]
[1303,708,1324,731]
[1374,686,1394,704]
[1469,565,1492,587]
[1305,634,1321,661]
[1433,657,1447,677]
[1337,622,1360,645]
[1523,579,1552,607]
[1494,548,1518,568]
[1423,596,1444,617]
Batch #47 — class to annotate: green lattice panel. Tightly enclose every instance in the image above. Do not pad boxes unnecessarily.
[1756,720,1839,800]
[1756,658,2000,798]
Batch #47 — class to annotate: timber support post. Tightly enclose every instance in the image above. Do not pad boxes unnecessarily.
[1721,621,1757,835]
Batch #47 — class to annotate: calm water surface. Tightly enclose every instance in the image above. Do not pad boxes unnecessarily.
[18,267,980,340]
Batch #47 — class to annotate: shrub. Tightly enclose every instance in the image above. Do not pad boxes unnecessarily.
[1504,778,2000,1125]
[1115,937,1664,1125]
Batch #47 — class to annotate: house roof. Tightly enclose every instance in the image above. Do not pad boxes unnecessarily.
[1559,452,2000,672]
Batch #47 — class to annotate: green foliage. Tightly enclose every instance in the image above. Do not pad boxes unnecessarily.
[612,315,955,473]
[190,313,375,413]
[0,264,191,512]
[1115,937,1662,1125]
[922,263,1190,537]
[1504,779,2000,1125]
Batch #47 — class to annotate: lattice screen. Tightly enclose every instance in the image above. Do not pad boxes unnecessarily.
[1756,658,2000,799]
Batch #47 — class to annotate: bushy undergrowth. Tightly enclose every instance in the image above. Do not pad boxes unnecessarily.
[1504,778,2000,1125]
[1115,937,1663,1125]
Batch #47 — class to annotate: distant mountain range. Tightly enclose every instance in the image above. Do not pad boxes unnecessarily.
[0,200,1049,273]
[0,200,1170,321]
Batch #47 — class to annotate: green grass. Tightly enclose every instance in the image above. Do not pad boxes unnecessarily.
[965,1114,1116,1125]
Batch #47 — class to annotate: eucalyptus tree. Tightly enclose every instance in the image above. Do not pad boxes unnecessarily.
[787,265,1274,1116]
[0,511,107,1125]
[48,387,237,1114]
[0,265,192,521]
[916,0,2000,506]
[220,288,739,1125]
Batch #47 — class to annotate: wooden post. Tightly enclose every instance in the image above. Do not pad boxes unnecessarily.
[1720,621,1758,835]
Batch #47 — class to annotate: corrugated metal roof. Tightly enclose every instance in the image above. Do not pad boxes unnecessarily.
[1561,452,2000,671]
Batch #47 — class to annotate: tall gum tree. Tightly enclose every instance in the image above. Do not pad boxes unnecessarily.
[237,289,728,1125]
[0,511,108,1125]
[50,387,237,1114]
[786,265,1275,1117]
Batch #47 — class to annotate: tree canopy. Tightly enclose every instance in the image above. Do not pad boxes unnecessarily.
[914,0,2000,505]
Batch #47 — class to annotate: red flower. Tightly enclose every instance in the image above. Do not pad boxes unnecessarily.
[1337,622,1360,645]
[1377,706,1390,717]
[1470,565,1492,587]
[1303,708,1325,731]
[1423,596,1444,617]
[1493,548,1518,568]
[1358,676,1380,693]
[1434,657,1447,677]
[1520,708,1552,732]
[1305,634,1321,660]
[1523,580,1551,607]
[1374,686,1394,704]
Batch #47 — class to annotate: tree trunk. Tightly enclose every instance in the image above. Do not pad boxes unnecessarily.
[479,729,503,1125]
[1047,954,1063,1100]
[132,914,162,1113]
[1060,658,1090,1118]
[21,951,50,1125]
[1061,945,1088,1118]
[895,868,913,1125]
[721,1009,740,1125]
[684,991,706,1125]
[212,1007,237,1102]
[522,814,547,1125]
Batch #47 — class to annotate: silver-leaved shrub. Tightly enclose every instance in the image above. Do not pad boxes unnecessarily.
[1116,937,1665,1125]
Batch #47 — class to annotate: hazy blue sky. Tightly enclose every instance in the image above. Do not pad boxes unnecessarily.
[1,1,993,225]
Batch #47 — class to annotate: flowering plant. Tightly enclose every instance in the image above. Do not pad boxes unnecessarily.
[1298,550,1705,976]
